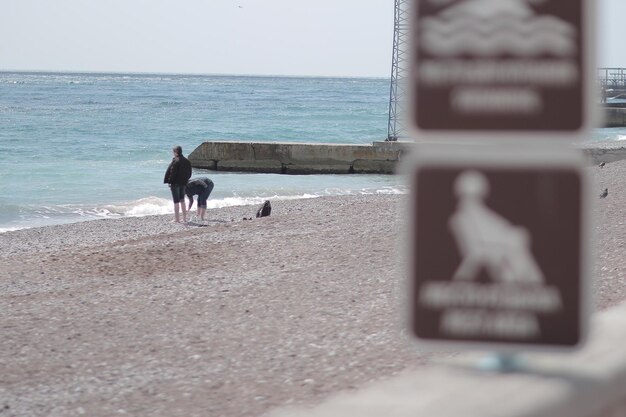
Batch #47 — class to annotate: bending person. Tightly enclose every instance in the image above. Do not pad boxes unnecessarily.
[186,177,214,221]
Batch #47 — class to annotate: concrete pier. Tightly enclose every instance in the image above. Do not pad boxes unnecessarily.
[188,140,626,174]
[188,141,414,174]
[603,107,626,128]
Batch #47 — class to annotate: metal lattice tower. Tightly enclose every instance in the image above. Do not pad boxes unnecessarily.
[387,0,410,141]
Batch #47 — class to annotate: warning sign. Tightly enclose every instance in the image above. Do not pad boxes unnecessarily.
[410,153,588,348]
[411,0,590,133]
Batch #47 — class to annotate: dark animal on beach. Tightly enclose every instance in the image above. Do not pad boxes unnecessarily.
[599,162,606,168]
[600,188,609,199]
[256,200,272,218]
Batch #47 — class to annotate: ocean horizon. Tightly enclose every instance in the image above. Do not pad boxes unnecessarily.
[0,70,623,233]
[0,69,388,80]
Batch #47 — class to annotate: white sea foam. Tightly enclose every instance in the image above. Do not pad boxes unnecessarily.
[103,197,172,217]
[375,186,407,195]
[0,190,406,233]
[354,187,407,196]
[617,135,626,141]
[0,226,23,234]
[139,159,169,166]
[98,194,321,218]
[205,194,319,209]
[103,189,405,218]
[322,188,355,196]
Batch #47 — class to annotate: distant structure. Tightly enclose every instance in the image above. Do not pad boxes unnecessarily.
[597,68,626,90]
[387,0,410,141]
[597,68,626,103]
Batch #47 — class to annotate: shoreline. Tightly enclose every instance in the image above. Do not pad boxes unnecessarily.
[0,193,404,255]
[0,188,407,236]
[1,159,625,416]
[1,140,624,235]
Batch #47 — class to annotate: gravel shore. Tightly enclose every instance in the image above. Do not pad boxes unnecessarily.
[0,160,624,417]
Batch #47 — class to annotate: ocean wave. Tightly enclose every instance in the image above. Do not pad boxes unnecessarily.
[205,195,317,210]
[100,194,321,218]
[0,189,408,233]
[353,186,407,196]
[102,197,172,217]
[138,159,169,167]
[617,135,626,141]
[375,186,407,195]
[321,188,356,196]
[158,101,184,106]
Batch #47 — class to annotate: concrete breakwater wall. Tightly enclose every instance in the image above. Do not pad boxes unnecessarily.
[188,141,414,174]
[188,140,626,174]
[604,107,626,128]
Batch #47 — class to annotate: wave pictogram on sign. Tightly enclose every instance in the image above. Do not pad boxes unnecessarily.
[420,0,577,57]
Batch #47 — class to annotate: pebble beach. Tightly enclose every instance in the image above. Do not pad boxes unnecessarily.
[0,160,624,417]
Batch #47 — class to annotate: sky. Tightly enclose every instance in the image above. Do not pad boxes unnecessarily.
[0,0,624,77]
[596,0,626,68]
[0,0,393,77]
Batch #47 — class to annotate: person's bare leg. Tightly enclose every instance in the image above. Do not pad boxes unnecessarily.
[181,202,187,223]
[198,206,206,220]
[174,203,180,223]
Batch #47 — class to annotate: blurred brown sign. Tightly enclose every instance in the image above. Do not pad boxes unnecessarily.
[411,165,585,348]
[412,0,586,132]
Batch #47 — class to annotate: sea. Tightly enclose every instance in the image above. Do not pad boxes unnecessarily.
[0,71,623,233]
[0,71,403,233]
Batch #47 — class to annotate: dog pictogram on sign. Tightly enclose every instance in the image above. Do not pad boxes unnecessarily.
[410,161,587,349]
[449,170,544,284]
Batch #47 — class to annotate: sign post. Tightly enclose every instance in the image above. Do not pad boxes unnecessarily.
[406,0,595,355]
[410,0,595,139]
[408,146,590,352]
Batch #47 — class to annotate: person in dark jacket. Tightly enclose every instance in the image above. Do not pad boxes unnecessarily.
[163,145,192,223]
[186,177,214,221]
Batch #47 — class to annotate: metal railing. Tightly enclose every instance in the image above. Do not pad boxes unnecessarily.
[597,68,626,89]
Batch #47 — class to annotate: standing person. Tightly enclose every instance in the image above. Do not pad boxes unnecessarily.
[163,145,192,223]
[186,177,214,221]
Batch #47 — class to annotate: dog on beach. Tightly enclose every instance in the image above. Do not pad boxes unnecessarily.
[256,200,272,218]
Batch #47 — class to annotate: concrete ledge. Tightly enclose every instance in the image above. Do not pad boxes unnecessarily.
[353,159,396,174]
[603,107,626,128]
[217,159,283,173]
[188,140,626,174]
[268,301,626,417]
[188,141,403,174]
[283,163,353,175]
